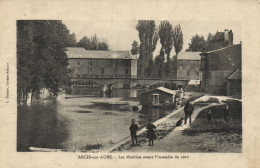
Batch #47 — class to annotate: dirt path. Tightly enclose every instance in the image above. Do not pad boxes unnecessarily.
[113,105,212,153]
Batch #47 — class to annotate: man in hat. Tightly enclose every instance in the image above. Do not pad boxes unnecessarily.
[129,119,139,145]
[184,100,194,124]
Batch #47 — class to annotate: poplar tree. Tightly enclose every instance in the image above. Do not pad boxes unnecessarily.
[136,20,158,77]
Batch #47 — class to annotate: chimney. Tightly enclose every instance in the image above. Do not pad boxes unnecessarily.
[224,29,229,42]
[229,30,233,45]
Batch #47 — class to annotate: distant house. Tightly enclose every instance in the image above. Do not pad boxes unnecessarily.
[227,68,241,96]
[204,29,233,52]
[200,43,241,95]
[139,87,181,107]
[177,52,201,80]
[66,47,138,79]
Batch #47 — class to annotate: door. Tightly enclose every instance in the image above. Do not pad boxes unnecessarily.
[153,94,159,105]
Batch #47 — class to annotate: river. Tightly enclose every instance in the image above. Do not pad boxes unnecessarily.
[17,88,173,151]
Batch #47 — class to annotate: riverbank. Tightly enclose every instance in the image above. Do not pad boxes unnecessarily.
[106,96,242,153]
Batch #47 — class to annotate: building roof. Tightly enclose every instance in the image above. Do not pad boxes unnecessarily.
[200,44,241,55]
[228,69,241,80]
[177,52,201,60]
[66,47,136,60]
[141,86,180,95]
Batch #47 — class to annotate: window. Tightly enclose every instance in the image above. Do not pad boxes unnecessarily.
[77,74,80,78]
[90,68,92,73]
[125,69,129,75]
[187,71,189,76]
[83,74,86,78]
[179,71,182,76]
[90,61,93,66]
[125,61,129,67]
[77,61,80,65]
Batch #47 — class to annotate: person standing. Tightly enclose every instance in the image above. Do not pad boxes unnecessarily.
[207,109,213,123]
[146,119,156,146]
[184,100,194,124]
[129,119,139,145]
[224,105,230,123]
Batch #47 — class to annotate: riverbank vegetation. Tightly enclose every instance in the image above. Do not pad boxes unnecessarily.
[17,21,111,105]
[17,20,77,105]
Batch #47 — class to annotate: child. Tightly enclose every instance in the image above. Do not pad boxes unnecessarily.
[129,119,139,145]
[146,119,156,146]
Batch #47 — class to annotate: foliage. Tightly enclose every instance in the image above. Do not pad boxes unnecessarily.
[158,21,174,61]
[158,21,173,77]
[186,34,206,52]
[172,24,183,55]
[154,49,166,78]
[98,41,109,50]
[17,20,76,104]
[77,34,109,50]
[136,20,159,78]
[130,40,139,55]
[206,32,214,46]
[158,21,183,77]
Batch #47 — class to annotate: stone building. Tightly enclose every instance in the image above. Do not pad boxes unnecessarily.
[200,43,241,95]
[66,47,137,79]
[177,52,201,80]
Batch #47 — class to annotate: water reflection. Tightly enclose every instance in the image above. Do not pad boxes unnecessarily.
[17,101,70,151]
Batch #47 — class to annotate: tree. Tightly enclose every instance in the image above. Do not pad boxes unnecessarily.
[17,20,76,104]
[68,33,77,47]
[186,34,206,52]
[158,21,174,77]
[77,35,109,50]
[77,36,91,49]
[136,20,159,77]
[130,40,139,55]
[90,34,99,50]
[171,24,183,78]
[172,24,183,55]
[98,41,109,50]
[154,49,166,78]
[206,32,214,47]
[158,21,183,77]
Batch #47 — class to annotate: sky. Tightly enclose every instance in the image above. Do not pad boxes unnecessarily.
[63,20,241,58]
